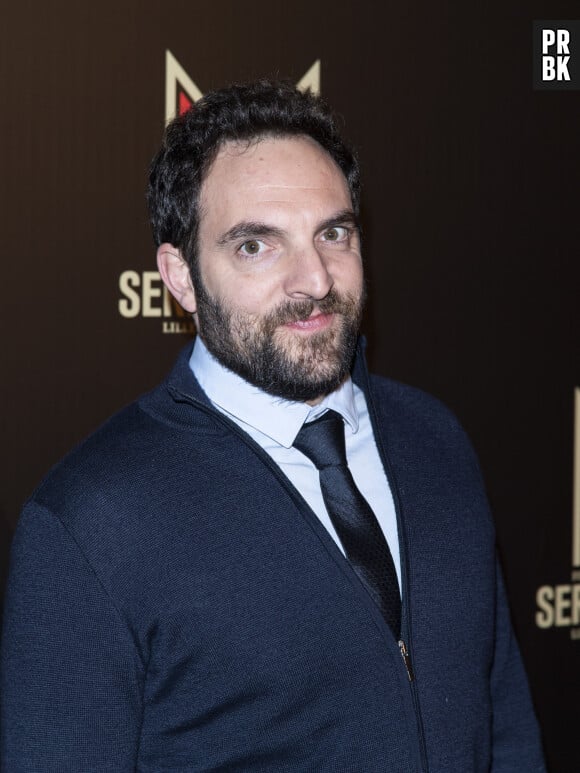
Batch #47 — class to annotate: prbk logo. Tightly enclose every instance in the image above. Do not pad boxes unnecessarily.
[533,21,580,90]
[535,389,580,639]
[119,51,321,333]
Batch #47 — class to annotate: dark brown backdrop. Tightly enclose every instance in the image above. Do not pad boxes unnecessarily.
[1,2,578,770]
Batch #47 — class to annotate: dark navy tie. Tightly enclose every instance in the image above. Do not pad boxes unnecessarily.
[294,409,401,639]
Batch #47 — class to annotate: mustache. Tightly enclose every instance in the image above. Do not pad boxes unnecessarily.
[262,290,360,330]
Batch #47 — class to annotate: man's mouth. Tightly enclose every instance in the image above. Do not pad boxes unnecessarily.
[283,311,334,332]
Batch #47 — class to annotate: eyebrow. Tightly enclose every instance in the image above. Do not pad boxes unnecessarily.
[217,221,285,246]
[217,209,360,246]
[317,209,359,234]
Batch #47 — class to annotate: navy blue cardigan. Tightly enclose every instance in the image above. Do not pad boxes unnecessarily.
[1,345,545,771]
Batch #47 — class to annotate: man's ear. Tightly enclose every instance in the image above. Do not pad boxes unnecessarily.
[157,244,197,313]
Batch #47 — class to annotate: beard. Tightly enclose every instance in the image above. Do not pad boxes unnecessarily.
[193,277,365,403]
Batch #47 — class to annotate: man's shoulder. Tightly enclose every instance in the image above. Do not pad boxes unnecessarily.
[365,372,487,500]
[30,346,204,497]
[28,396,160,514]
[367,372,462,428]
[365,371,480,463]
[27,369,214,528]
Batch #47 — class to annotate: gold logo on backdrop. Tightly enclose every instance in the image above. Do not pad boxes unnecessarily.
[118,270,194,334]
[535,388,580,639]
[165,50,321,124]
[119,52,322,333]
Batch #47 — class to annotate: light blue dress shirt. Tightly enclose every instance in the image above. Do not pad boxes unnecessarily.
[190,336,401,591]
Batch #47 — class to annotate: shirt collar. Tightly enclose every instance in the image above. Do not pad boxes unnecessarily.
[190,336,359,448]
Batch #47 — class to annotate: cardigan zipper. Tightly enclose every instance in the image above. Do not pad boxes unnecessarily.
[398,639,414,681]
[356,365,430,773]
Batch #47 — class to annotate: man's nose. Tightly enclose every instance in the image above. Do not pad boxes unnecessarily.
[283,244,334,301]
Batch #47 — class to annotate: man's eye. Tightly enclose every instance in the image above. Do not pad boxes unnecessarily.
[323,226,348,242]
[239,239,264,256]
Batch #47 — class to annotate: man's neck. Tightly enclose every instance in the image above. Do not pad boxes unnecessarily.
[189,336,358,448]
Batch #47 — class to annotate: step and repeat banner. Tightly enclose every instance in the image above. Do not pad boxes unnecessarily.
[1,2,578,770]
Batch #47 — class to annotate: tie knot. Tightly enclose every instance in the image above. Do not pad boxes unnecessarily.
[294,410,347,470]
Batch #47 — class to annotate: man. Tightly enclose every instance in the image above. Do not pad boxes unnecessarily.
[1,81,545,771]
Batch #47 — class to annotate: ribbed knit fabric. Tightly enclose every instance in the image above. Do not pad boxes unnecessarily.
[0,343,546,772]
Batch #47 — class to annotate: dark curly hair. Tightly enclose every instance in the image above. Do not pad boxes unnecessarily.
[147,80,360,275]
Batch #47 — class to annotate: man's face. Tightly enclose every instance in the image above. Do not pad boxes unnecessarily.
[193,135,365,403]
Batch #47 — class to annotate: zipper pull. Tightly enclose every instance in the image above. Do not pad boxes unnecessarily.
[398,639,415,682]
